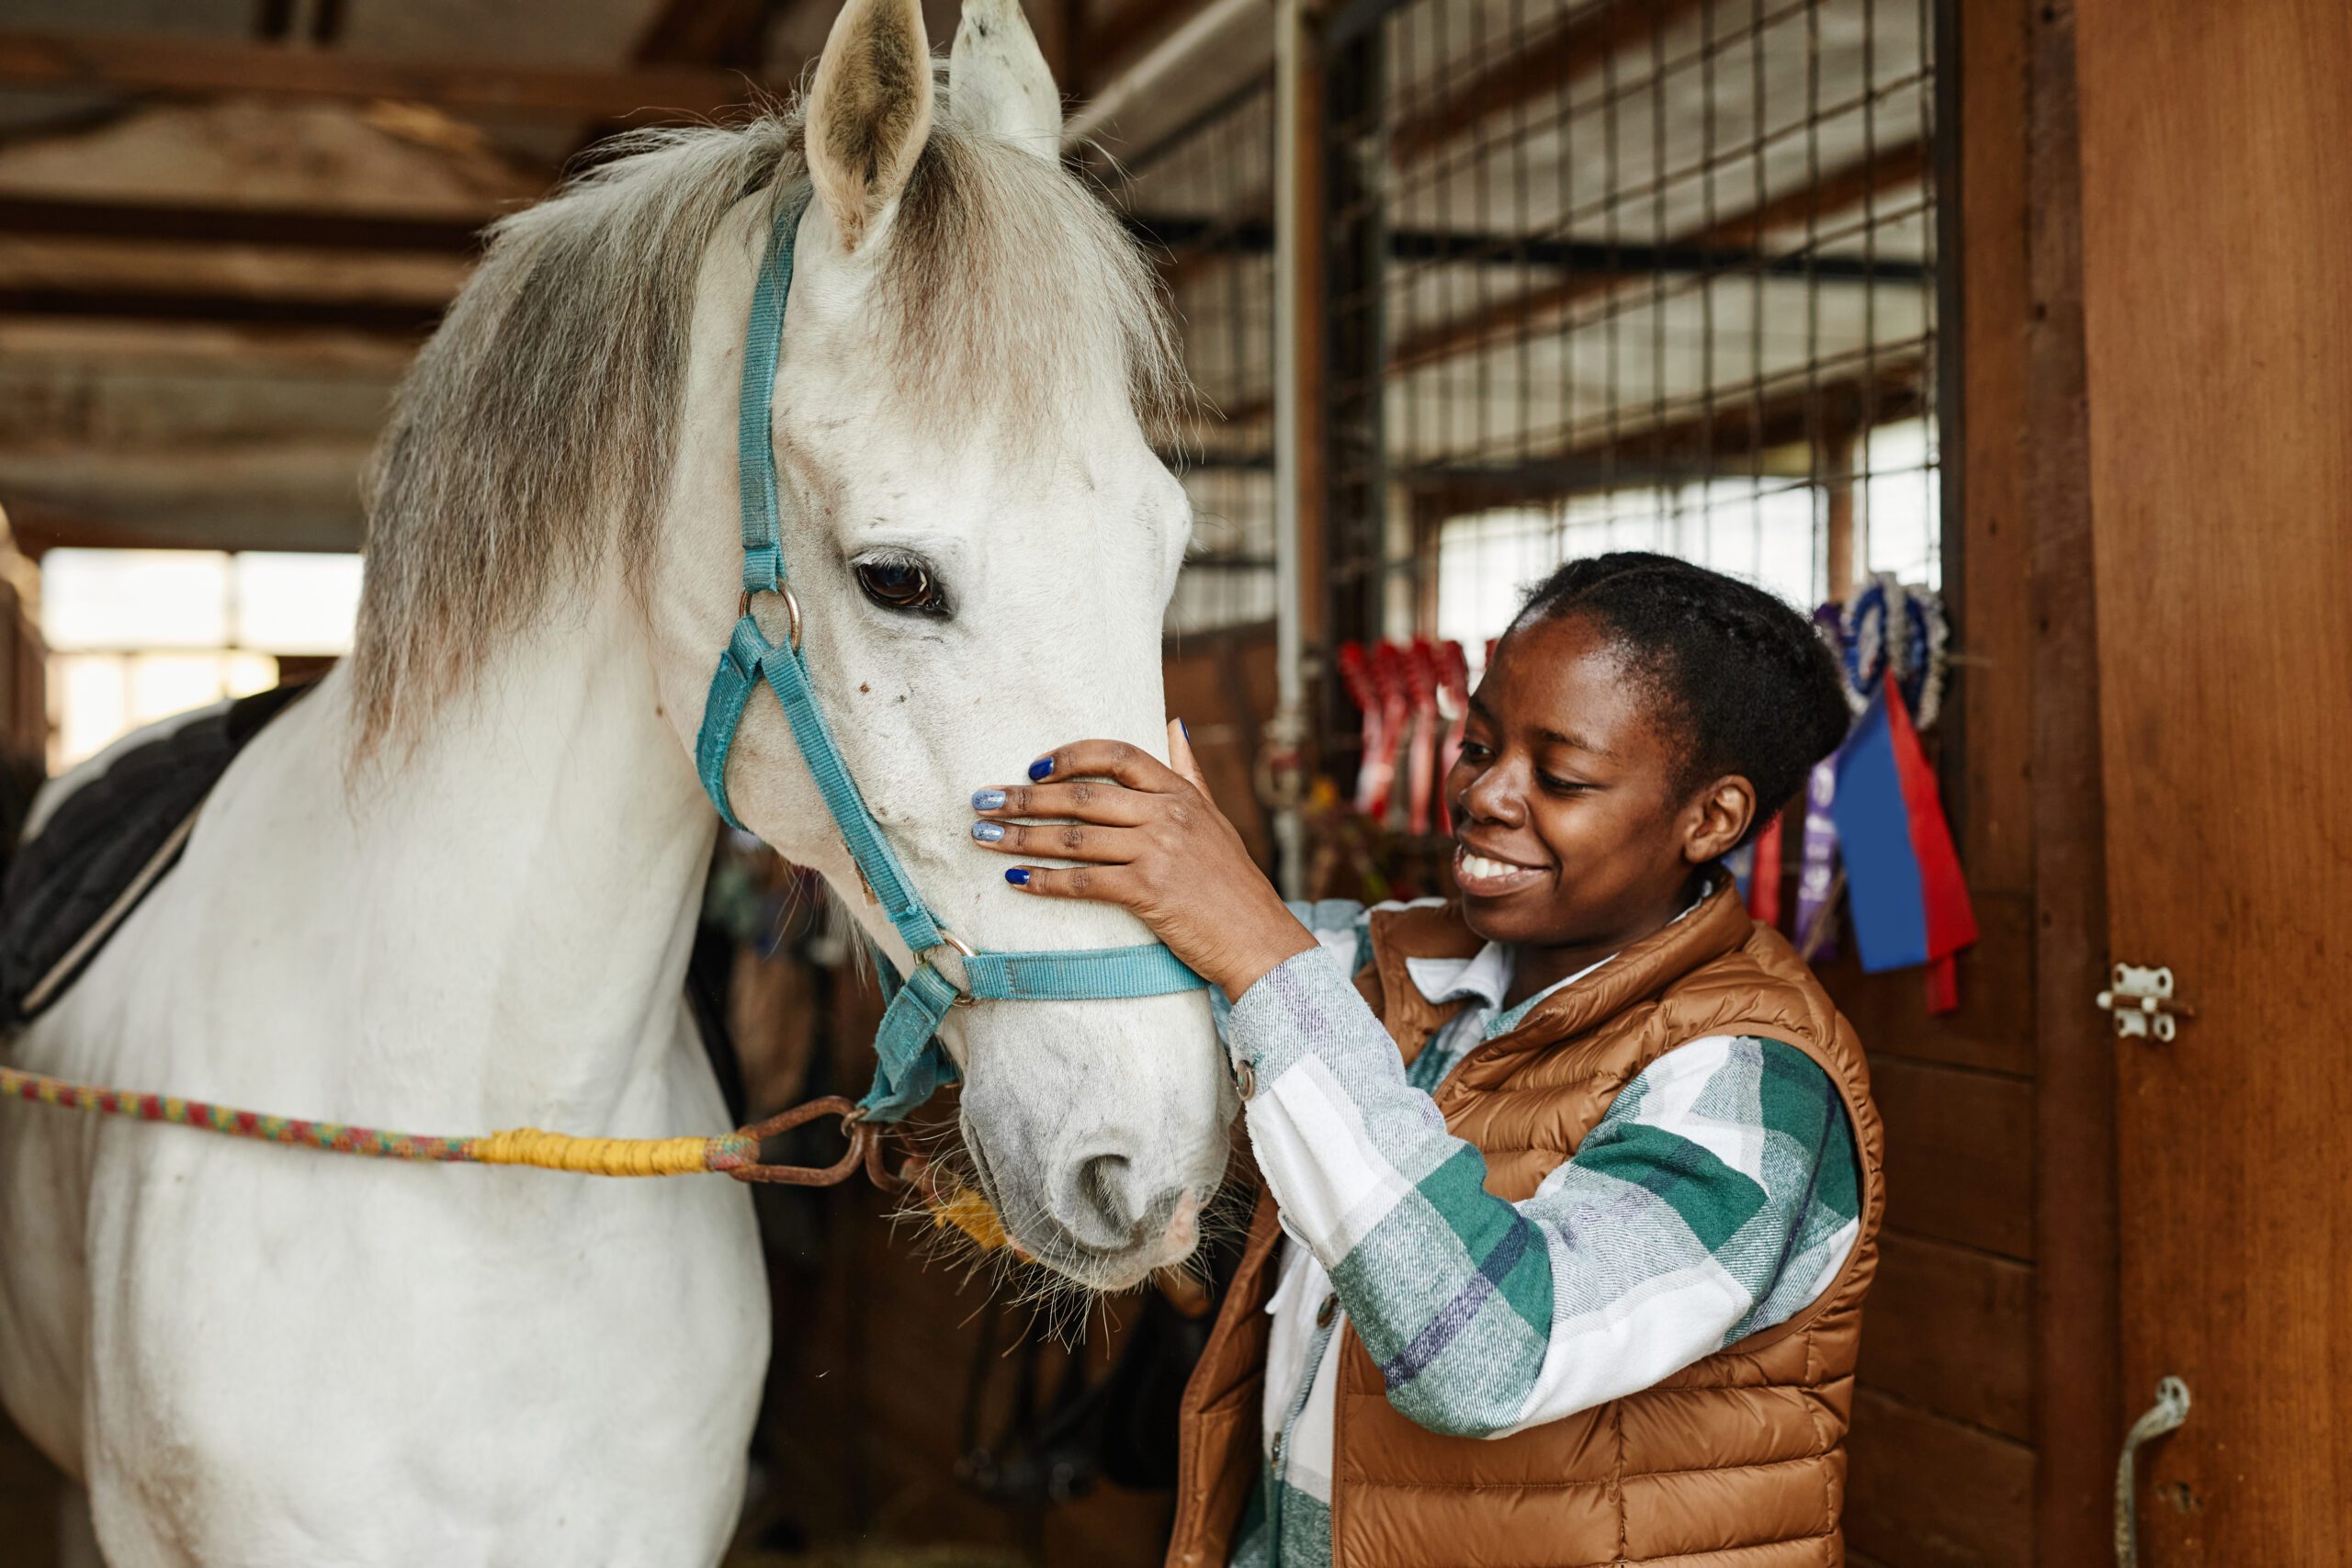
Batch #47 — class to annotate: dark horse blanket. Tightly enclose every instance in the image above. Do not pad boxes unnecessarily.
[0,683,311,1026]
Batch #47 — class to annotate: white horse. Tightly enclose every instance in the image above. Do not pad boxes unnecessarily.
[0,0,1231,1558]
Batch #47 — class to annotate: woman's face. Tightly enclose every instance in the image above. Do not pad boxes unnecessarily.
[1447,612,1747,959]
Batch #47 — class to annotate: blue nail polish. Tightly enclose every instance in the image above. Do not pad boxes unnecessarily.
[1027,756,1056,782]
[970,820,1005,842]
[1005,867,1031,886]
[971,788,1007,811]
[1180,718,1191,741]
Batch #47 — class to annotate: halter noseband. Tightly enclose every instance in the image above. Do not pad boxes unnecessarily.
[693,189,1208,1124]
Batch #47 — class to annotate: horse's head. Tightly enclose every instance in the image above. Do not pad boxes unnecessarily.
[650,0,1231,1291]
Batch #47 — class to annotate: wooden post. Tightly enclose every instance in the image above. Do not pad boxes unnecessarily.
[1822,424,1860,600]
[2023,1,2120,1558]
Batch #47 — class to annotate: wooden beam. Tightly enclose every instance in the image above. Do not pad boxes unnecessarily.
[1389,0,1710,166]
[0,286,440,337]
[6,499,364,556]
[1385,360,1923,518]
[632,0,775,68]
[1137,209,1925,279]
[562,0,781,167]
[7,190,1958,350]
[7,195,1911,285]
[0,317,419,373]
[1139,0,1766,295]
[1202,358,1917,502]
[1080,0,1207,93]
[1708,139,1928,248]
[0,194,490,254]
[0,29,770,122]
[1386,140,1928,375]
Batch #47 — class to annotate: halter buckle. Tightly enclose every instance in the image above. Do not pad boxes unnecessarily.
[739,583,803,652]
[924,929,978,1008]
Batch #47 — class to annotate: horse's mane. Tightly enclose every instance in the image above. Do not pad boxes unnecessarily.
[352,98,1184,757]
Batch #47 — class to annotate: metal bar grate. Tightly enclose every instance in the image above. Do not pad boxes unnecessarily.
[1104,76,1282,637]
[1317,0,1940,678]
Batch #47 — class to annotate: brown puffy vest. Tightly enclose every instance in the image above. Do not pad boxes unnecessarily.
[1167,883,1884,1568]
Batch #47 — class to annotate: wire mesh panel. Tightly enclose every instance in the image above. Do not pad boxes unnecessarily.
[1322,0,1940,678]
[1101,79,1282,637]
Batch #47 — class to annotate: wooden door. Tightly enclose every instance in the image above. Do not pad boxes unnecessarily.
[2075,0,2352,1557]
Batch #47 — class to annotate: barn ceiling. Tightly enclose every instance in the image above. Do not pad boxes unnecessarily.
[0,0,1919,562]
[0,0,1204,558]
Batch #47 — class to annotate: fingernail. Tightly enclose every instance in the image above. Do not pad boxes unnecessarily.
[1005,867,1031,886]
[970,820,1005,842]
[1027,756,1055,782]
[971,788,1007,811]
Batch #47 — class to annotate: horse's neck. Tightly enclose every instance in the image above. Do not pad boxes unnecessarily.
[333,593,718,1127]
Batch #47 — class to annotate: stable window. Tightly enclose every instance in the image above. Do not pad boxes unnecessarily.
[41,549,362,769]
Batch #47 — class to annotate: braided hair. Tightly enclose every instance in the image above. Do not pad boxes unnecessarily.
[1511,552,1849,846]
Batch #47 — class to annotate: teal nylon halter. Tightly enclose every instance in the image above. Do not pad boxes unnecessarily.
[695,188,1207,1123]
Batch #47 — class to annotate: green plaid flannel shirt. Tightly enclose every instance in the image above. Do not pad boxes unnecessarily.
[1220,902,1861,1567]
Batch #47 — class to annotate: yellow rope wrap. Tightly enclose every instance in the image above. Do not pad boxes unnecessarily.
[470,1128,730,1178]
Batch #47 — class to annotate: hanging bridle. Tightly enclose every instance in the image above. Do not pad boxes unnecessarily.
[695,187,1208,1179]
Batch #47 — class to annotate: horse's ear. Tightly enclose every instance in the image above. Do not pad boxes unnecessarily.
[950,0,1061,162]
[806,0,934,251]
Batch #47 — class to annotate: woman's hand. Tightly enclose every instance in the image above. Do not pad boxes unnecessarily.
[969,721,1318,1000]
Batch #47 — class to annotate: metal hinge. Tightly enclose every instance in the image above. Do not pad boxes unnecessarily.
[2096,964,2196,1043]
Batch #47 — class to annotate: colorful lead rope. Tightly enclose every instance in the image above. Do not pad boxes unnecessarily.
[0,1065,1015,1250]
[1,1064,755,1177]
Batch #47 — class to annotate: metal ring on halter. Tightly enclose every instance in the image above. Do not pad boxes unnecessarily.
[739,583,803,651]
[924,929,979,1008]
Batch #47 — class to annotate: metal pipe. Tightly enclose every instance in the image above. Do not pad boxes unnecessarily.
[1061,0,1265,150]
[1268,0,1306,897]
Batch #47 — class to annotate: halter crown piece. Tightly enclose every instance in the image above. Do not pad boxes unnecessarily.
[694,188,1208,1123]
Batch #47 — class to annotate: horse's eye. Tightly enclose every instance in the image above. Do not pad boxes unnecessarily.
[854,558,944,614]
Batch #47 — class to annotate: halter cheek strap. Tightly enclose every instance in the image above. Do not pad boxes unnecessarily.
[694,188,1206,1124]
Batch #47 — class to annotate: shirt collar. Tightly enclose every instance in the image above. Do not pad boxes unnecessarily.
[1405,880,1719,1013]
[1404,941,1515,1010]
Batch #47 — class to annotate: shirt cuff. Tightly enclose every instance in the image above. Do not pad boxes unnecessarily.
[1223,941,1384,1089]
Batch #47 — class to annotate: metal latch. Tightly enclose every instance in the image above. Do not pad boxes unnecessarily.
[2097,964,2195,1043]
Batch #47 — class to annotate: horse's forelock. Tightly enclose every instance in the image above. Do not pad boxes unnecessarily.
[352,105,1183,761]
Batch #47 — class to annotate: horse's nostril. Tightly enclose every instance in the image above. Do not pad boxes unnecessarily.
[1056,1149,1145,1251]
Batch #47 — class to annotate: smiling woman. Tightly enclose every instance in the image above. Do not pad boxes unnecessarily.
[975,549,1880,1568]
